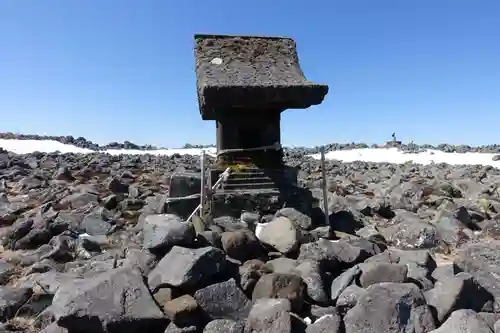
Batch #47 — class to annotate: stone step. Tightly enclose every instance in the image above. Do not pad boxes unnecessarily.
[209,166,297,190]
[225,176,273,185]
[228,171,267,179]
[214,188,281,196]
[211,167,264,175]
[222,182,277,191]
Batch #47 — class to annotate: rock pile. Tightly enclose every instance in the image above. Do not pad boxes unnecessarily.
[1,147,500,332]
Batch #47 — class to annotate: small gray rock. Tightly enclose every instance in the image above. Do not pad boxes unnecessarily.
[252,273,305,312]
[246,298,292,333]
[142,214,195,252]
[148,246,227,291]
[275,207,313,230]
[193,278,251,322]
[307,313,342,333]
[52,267,168,333]
[424,273,494,323]
[330,265,360,302]
[344,282,436,333]
[256,217,300,254]
[429,309,493,333]
[359,262,408,288]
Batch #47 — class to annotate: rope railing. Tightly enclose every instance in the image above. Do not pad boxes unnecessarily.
[216,142,282,156]
[186,166,231,223]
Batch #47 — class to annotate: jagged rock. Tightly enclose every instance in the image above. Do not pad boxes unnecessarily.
[121,249,157,275]
[309,305,337,319]
[221,230,264,262]
[193,278,252,321]
[0,287,33,321]
[252,273,305,312]
[358,262,408,287]
[58,192,98,210]
[336,284,366,313]
[0,261,15,285]
[246,298,293,333]
[203,319,242,333]
[51,267,168,333]
[256,217,300,255]
[165,322,200,333]
[382,219,440,249]
[153,287,175,308]
[307,313,342,333]
[240,212,260,230]
[80,211,112,236]
[238,259,271,295]
[275,207,313,230]
[148,246,227,291]
[264,258,299,274]
[293,259,329,305]
[142,214,195,252]
[344,282,436,333]
[212,216,248,232]
[477,312,500,331]
[163,295,202,327]
[424,272,494,323]
[495,319,500,333]
[429,309,493,333]
[454,241,500,311]
[54,167,74,182]
[299,239,372,269]
[198,230,223,249]
[406,262,434,291]
[330,265,360,302]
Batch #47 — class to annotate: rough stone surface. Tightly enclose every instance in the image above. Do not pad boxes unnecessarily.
[147,246,227,291]
[2,136,500,332]
[142,214,195,252]
[246,298,292,333]
[193,278,252,322]
[256,217,300,254]
[344,282,436,333]
[429,309,493,333]
[194,35,328,119]
[51,267,168,333]
[252,273,306,312]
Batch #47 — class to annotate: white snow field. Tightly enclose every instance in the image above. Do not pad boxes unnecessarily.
[1,138,500,168]
[0,139,218,156]
[309,147,500,167]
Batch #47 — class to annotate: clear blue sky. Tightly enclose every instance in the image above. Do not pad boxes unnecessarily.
[1,1,499,148]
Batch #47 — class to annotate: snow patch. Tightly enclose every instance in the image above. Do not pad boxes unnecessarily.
[1,139,500,168]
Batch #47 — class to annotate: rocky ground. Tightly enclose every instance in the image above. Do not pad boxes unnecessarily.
[1,144,500,332]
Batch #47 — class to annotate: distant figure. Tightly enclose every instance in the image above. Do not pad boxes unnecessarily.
[392,133,396,142]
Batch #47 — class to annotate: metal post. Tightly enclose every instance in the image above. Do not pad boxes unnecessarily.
[320,146,330,226]
[200,150,206,218]
[206,168,212,217]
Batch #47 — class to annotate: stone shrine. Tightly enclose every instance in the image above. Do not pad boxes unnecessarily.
[194,34,329,169]
[166,34,329,219]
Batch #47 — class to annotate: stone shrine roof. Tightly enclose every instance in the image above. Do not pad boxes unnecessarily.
[194,34,329,120]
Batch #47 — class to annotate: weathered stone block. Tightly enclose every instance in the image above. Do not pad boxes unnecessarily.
[168,172,201,198]
[194,34,329,120]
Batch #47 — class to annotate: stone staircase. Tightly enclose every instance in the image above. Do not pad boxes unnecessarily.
[209,167,280,194]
